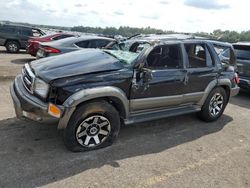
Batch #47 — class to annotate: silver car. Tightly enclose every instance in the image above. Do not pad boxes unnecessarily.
[36,35,115,58]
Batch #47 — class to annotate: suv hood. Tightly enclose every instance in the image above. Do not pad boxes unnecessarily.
[30,49,124,82]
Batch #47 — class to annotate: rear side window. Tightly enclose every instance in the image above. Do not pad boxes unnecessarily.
[184,43,213,68]
[75,40,89,48]
[88,40,99,48]
[214,44,236,65]
[147,44,183,69]
[96,40,111,48]
[88,39,110,48]
[76,39,111,48]
[21,28,33,36]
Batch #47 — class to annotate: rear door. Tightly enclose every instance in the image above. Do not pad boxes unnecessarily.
[183,42,217,96]
[19,28,33,48]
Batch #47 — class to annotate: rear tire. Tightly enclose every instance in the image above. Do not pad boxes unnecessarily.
[198,87,228,122]
[64,101,120,152]
[5,41,20,53]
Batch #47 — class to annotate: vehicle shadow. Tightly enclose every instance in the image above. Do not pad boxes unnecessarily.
[0,49,27,54]
[0,114,233,187]
[11,58,36,65]
[229,90,250,109]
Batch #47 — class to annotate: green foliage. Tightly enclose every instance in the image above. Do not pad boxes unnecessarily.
[71,26,171,37]
[72,25,250,43]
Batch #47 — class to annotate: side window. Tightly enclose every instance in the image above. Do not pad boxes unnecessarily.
[184,43,213,68]
[32,29,43,37]
[147,44,182,69]
[214,44,236,65]
[88,40,99,48]
[75,40,89,48]
[0,26,15,33]
[21,28,33,36]
[96,40,111,48]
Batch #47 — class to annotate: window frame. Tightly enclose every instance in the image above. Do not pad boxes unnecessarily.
[20,28,33,36]
[183,42,215,69]
[146,43,184,70]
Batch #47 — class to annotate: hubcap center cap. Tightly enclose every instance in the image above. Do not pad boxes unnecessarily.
[87,124,100,136]
[90,127,98,134]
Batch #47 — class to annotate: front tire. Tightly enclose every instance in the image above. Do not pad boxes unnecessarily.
[198,87,228,122]
[5,41,20,53]
[64,101,120,152]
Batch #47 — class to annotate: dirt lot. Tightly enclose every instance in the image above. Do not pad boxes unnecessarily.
[0,49,250,188]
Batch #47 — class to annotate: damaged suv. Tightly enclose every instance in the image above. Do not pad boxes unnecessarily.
[11,37,240,152]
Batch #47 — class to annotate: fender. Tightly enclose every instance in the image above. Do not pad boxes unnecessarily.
[198,78,231,106]
[58,86,129,129]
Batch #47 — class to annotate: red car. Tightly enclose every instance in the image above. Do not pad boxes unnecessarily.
[27,33,75,56]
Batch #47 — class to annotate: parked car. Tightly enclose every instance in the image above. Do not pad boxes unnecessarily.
[0,23,45,53]
[36,36,115,58]
[233,42,250,91]
[10,38,240,152]
[27,33,75,56]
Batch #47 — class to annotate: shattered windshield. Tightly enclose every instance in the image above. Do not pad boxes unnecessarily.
[103,50,140,65]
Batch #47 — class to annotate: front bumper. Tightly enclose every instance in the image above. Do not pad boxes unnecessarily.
[10,75,58,123]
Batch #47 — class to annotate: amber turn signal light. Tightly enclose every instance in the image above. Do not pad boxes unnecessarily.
[48,103,61,118]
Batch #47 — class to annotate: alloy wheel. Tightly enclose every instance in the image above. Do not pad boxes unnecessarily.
[209,93,224,117]
[76,115,111,147]
[9,44,18,52]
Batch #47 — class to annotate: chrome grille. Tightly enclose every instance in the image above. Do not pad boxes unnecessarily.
[22,64,35,93]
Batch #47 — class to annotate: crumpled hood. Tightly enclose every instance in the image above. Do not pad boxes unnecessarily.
[30,49,123,82]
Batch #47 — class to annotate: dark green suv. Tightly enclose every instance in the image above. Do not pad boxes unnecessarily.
[0,23,45,53]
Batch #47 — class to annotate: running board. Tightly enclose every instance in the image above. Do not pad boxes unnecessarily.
[124,105,201,125]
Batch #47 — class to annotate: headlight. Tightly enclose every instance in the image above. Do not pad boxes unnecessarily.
[34,78,49,98]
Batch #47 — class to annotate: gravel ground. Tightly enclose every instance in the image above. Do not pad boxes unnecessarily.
[0,52,250,188]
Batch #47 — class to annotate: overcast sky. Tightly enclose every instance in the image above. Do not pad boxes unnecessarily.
[0,0,249,33]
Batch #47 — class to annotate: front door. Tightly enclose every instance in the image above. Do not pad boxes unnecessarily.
[130,44,188,112]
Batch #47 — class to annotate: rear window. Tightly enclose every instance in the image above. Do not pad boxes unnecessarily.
[235,50,250,60]
[233,45,250,60]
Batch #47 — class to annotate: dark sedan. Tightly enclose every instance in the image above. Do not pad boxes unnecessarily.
[36,36,115,58]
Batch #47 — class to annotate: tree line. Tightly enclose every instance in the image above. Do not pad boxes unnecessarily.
[71,26,250,43]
